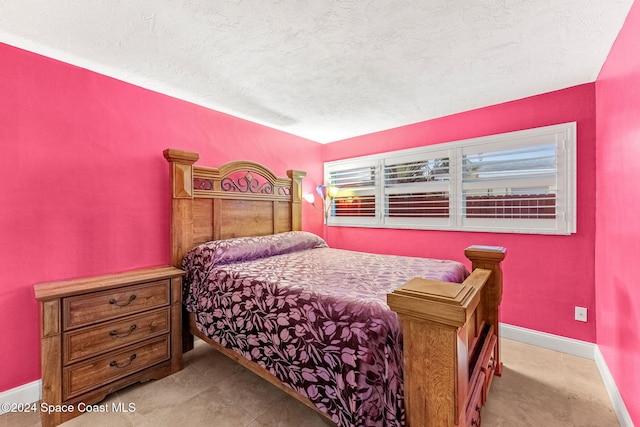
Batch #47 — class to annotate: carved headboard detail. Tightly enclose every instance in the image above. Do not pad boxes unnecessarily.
[191,160,293,199]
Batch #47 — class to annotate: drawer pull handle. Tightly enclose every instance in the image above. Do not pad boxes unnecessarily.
[110,353,136,369]
[109,324,137,338]
[109,294,137,307]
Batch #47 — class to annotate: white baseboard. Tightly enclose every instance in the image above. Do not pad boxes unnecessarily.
[499,322,595,359]
[594,346,635,427]
[501,323,634,427]
[0,379,41,415]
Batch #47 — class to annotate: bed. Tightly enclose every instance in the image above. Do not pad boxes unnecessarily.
[164,148,506,427]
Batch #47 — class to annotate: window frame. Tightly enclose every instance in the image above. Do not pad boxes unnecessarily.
[323,122,577,235]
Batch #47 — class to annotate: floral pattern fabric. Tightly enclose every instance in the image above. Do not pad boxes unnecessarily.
[182,231,469,427]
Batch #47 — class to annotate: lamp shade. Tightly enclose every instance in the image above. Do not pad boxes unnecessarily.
[303,193,315,204]
[316,185,327,199]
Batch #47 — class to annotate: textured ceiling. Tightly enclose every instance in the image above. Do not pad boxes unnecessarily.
[0,1,633,143]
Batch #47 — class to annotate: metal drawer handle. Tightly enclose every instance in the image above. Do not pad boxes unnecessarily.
[109,294,136,307]
[109,324,137,338]
[110,353,136,369]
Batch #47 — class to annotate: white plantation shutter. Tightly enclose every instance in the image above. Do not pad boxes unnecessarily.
[327,160,378,225]
[383,150,453,228]
[324,122,576,234]
[458,124,575,234]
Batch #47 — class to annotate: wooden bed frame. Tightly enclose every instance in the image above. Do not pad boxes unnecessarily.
[164,148,506,427]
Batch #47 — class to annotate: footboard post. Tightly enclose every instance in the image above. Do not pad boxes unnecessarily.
[464,246,506,376]
[388,246,506,427]
[388,277,483,426]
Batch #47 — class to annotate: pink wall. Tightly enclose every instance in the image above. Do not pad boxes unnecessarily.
[322,84,598,343]
[0,43,323,392]
[595,1,640,423]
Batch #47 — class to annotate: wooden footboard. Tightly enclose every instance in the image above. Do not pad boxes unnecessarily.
[164,149,506,426]
[388,246,506,427]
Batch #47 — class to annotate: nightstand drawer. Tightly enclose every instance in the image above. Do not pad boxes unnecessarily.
[63,280,170,330]
[64,308,171,364]
[63,335,170,400]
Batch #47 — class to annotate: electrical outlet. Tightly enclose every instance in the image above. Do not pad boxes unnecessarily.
[575,306,587,322]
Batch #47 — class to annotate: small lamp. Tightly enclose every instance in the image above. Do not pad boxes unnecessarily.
[305,184,339,224]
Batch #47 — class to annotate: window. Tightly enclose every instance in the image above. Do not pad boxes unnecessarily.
[324,122,576,235]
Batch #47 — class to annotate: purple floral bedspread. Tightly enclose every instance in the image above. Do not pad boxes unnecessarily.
[182,231,469,427]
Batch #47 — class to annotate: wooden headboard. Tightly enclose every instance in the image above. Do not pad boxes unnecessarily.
[163,148,306,268]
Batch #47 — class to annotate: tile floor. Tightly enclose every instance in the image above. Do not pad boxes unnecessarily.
[0,338,620,426]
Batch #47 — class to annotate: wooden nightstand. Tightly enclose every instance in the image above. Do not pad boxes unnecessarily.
[34,266,185,427]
